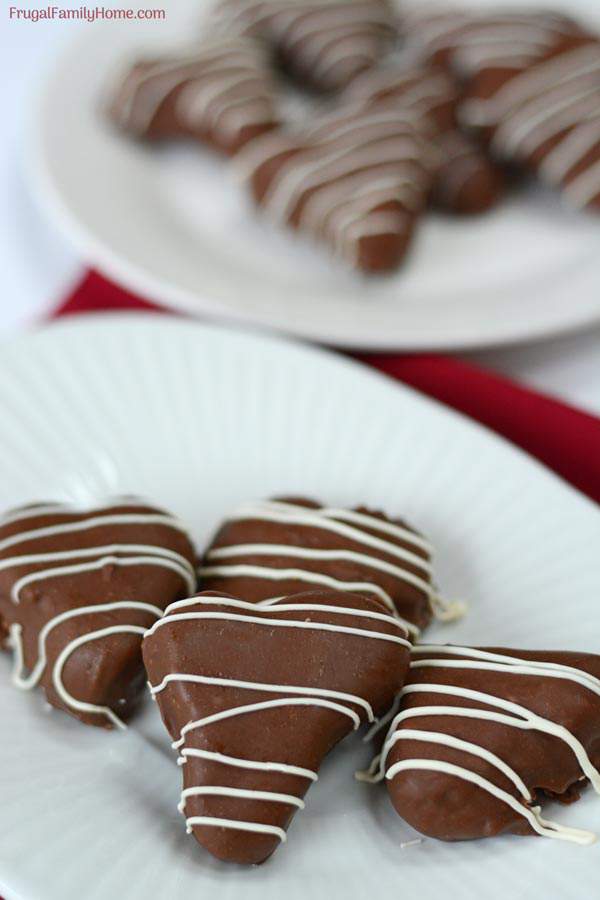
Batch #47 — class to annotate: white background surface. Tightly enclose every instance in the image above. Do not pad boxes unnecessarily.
[0,3,599,414]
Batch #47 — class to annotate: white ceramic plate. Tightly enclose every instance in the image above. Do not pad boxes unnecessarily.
[0,314,599,900]
[30,0,600,350]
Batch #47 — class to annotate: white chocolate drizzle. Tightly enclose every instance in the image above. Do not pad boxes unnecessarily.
[367,645,600,845]
[181,816,288,842]
[401,8,578,76]
[179,786,304,838]
[150,671,376,721]
[145,592,406,842]
[146,595,411,651]
[2,544,195,604]
[197,499,463,632]
[177,748,318,782]
[0,511,191,554]
[1,502,193,727]
[0,495,145,527]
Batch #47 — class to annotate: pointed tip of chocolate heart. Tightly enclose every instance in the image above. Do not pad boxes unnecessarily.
[382,644,600,844]
[143,588,410,864]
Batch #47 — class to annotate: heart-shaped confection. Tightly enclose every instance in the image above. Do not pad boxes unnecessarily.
[107,37,280,155]
[373,643,600,845]
[143,589,411,864]
[197,498,456,640]
[214,0,397,93]
[346,62,505,214]
[234,106,437,273]
[0,498,196,728]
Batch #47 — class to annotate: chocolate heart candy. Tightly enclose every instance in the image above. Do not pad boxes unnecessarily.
[0,498,196,728]
[234,106,437,274]
[198,498,457,638]
[215,0,397,93]
[143,589,411,864]
[373,644,600,845]
[107,37,280,154]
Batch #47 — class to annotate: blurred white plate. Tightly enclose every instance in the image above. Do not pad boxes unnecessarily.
[0,314,599,900]
[30,0,600,350]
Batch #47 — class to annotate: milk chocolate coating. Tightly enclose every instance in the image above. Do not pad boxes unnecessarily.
[214,0,397,93]
[198,497,435,631]
[0,500,196,728]
[107,38,280,155]
[143,589,410,864]
[386,646,600,841]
